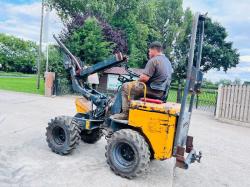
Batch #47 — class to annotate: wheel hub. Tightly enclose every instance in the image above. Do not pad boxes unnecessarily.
[120,144,134,161]
[52,126,66,145]
[113,142,135,168]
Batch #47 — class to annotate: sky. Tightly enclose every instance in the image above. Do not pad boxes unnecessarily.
[183,0,250,83]
[0,0,249,83]
[0,0,62,44]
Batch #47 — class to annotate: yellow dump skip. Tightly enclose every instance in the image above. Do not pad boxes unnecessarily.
[75,98,91,114]
[129,101,181,160]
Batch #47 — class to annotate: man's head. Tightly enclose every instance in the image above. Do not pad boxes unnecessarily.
[148,41,163,59]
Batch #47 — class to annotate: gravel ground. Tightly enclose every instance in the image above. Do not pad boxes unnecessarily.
[0,90,249,187]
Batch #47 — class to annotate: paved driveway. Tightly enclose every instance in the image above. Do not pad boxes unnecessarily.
[0,90,249,187]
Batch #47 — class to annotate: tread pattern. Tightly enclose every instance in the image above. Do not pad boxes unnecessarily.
[105,129,150,179]
[46,116,81,155]
[74,113,102,144]
[80,129,102,144]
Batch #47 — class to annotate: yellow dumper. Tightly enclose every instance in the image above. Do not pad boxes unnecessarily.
[46,13,205,179]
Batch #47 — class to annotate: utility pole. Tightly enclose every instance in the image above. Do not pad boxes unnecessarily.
[37,0,44,89]
[44,5,50,72]
[46,39,49,72]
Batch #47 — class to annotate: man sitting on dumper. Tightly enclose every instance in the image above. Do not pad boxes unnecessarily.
[113,41,173,120]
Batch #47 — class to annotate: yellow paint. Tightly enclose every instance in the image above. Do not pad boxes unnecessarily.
[127,81,147,101]
[86,120,90,129]
[128,101,180,160]
[75,98,91,114]
[130,100,181,115]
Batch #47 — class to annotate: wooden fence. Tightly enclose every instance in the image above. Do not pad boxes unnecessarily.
[216,85,250,126]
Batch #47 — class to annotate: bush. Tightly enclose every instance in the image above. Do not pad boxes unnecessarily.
[55,78,73,95]
[41,45,72,95]
[41,45,68,77]
[0,33,38,73]
[64,17,113,65]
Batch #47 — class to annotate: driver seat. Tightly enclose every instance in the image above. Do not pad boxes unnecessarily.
[140,80,171,104]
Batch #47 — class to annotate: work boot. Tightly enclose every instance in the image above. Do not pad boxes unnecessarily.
[110,112,129,120]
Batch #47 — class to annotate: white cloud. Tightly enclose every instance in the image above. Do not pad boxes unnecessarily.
[4,2,41,19]
[204,69,250,83]
[183,0,250,24]
[240,48,250,56]
[0,2,63,43]
[183,0,250,82]
[204,63,250,83]
[183,0,250,53]
[240,55,250,63]
[228,67,250,74]
[204,57,250,82]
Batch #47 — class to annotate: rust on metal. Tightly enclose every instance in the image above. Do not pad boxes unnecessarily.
[186,136,194,153]
[175,146,186,168]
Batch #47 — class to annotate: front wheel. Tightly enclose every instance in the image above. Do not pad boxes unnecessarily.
[46,116,81,155]
[105,129,151,179]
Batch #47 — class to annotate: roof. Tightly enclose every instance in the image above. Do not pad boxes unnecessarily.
[104,67,144,75]
[87,73,99,84]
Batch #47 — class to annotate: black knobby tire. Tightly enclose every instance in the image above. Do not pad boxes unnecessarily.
[105,129,151,179]
[46,116,81,155]
[74,113,102,144]
[80,129,102,144]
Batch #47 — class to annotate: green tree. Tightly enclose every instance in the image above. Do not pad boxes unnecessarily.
[172,8,193,81]
[66,17,112,65]
[216,79,232,86]
[154,0,184,57]
[127,23,149,67]
[41,45,66,77]
[173,17,240,81]
[46,0,116,21]
[47,0,240,82]
[47,0,179,68]
[202,18,240,72]
[111,0,149,67]
[41,45,72,94]
[0,33,37,73]
[233,78,241,85]
[202,78,218,89]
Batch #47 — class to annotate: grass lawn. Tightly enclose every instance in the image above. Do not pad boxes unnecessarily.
[167,88,217,106]
[0,72,217,105]
[0,72,44,95]
[167,89,178,102]
[0,71,32,77]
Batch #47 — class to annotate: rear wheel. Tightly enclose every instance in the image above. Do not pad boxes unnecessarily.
[80,129,102,144]
[105,129,150,179]
[74,113,102,144]
[46,116,81,155]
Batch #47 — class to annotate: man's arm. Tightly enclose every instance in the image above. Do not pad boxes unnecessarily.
[139,59,156,83]
[139,74,150,83]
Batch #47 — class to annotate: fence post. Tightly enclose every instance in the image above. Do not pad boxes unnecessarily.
[196,94,199,109]
[215,85,222,119]
[214,90,218,116]
[244,86,250,122]
[228,85,234,120]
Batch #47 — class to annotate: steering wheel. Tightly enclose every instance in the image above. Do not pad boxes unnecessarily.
[118,74,132,83]
[117,65,140,84]
[125,65,140,78]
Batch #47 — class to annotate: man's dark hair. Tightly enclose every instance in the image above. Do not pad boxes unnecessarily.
[149,41,163,52]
